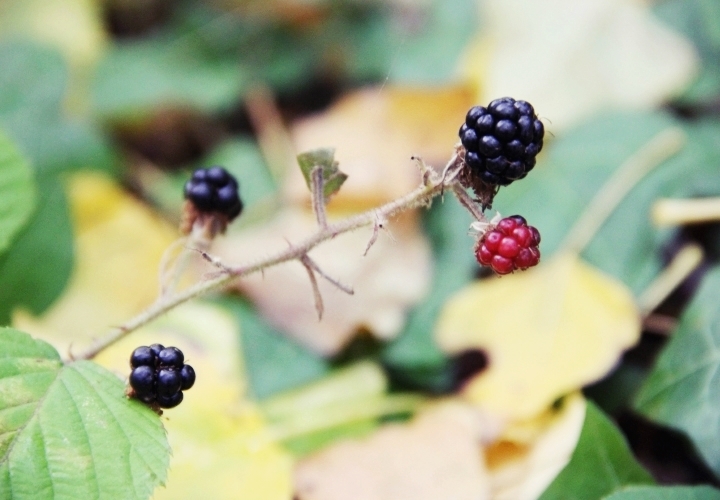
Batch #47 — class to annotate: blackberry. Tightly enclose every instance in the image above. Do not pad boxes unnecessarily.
[459,97,544,187]
[475,215,541,275]
[126,344,196,411]
[184,166,243,220]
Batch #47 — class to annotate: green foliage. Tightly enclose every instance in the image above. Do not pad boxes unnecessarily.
[635,266,720,477]
[654,0,720,104]
[223,298,330,399]
[0,131,34,257]
[297,148,348,200]
[540,401,654,500]
[603,485,720,500]
[0,179,73,324]
[497,112,720,295]
[0,328,169,500]
[381,195,476,389]
[0,41,116,175]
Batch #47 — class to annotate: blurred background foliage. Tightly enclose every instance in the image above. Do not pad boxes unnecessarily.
[3,0,720,498]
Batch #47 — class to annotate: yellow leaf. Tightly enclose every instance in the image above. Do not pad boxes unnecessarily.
[460,0,698,131]
[294,400,492,500]
[435,253,640,420]
[214,207,432,355]
[13,171,178,355]
[485,393,586,500]
[284,85,476,212]
[93,301,294,500]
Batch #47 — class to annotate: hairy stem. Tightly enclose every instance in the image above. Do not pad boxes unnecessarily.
[72,162,455,361]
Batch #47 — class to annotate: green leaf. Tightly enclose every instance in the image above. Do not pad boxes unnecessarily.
[297,148,348,200]
[496,112,720,295]
[221,298,330,399]
[603,485,720,500]
[654,0,720,104]
[0,179,73,324]
[0,328,169,500]
[0,41,116,175]
[388,0,477,84]
[539,401,654,500]
[381,195,476,389]
[634,266,720,476]
[0,131,35,256]
[92,40,245,119]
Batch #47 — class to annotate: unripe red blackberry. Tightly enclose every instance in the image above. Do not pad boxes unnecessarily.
[475,215,541,275]
[460,97,544,187]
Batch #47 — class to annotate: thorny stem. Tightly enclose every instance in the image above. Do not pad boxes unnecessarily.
[311,166,328,228]
[73,153,462,361]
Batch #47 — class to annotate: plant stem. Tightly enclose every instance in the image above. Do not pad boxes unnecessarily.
[72,161,455,362]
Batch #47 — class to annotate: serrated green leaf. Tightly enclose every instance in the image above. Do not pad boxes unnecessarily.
[539,401,654,500]
[634,266,720,476]
[0,328,169,500]
[0,179,73,324]
[0,131,35,257]
[603,485,720,500]
[297,148,348,200]
[496,112,720,295]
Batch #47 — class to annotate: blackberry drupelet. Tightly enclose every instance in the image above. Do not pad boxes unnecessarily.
[459,97,544,187]
[475,215,541,275]
[184,166,243,220]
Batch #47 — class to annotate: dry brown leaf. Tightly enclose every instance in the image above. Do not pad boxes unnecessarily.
[460,0,698,131]
[294,400,491,500]
[215,207,432,355]
[485,393,586,500]
[13,171,178,355]
[283,85,476,211]
[435,253,640,421]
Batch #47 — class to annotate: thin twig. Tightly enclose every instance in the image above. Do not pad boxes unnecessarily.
[300,255,324,319]
[364,212,385,256]
[451,184,487,222]
[302,254,354,295]
[559,127,686,255]
[72,168,451,361]
[311,166,328,228]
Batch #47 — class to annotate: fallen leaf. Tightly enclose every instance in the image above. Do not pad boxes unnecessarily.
[486,393,586,500]
[435,253,640,421]
[284,85,476,211]
[215,207,432,355]
[460,0,698,130]
[294,400,491,500]
[13,171,178,355]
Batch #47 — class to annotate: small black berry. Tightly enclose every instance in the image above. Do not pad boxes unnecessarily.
[459,97,545,188]
[130,346,155,368]
[158,347,184,368]
[157,391,183,409]
[184,166,243,221]
[129,366,156,395]
[180,365,196,390]
[157,369,182,397]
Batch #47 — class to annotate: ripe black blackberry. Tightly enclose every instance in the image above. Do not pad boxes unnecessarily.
[184,166,243,220]
[458,97,544,207]
[127,345,196,411]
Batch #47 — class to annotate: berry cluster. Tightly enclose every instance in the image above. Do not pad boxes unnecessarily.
[459,97,544,187]
[475,215,541,275]
[128,344,195,409]
[184,166,243,220]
